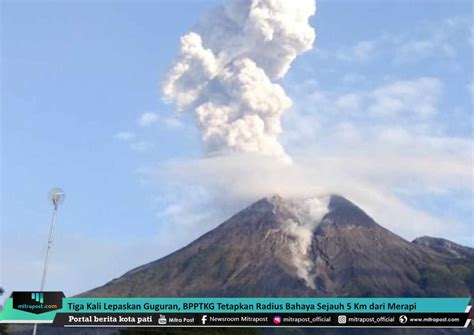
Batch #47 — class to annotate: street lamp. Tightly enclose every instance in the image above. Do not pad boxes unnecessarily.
[32,188,65,335]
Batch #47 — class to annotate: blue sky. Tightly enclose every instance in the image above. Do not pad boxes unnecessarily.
[1,0,473,298]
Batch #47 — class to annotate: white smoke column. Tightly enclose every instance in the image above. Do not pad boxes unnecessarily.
[282,196,330,289]
[162,0,316,160]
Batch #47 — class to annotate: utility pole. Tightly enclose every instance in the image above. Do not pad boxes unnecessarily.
[32,188,65,335]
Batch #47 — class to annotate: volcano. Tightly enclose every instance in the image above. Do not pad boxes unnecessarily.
[82,195,474,298]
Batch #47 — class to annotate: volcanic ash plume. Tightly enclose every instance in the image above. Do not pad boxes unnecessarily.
[162,0,316,160]
[280,196,330,289]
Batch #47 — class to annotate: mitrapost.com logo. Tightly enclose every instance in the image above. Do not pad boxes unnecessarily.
[31,292,44,304]
[12,291,64,314]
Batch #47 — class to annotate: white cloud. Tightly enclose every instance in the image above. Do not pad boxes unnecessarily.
[114,131,135,141]
[393,16,472,64]
[335,93,363,113]
[394,39,455,64]
[137,112,159,127]
[114,132,152,153]
[116,113,185,153]
[141,140,472,246]
[341,73,367,85]
[468,82,474,96]
[336,40,376,62]
[279,76,470,242]
[469,25,474,45]
[318,15,471,65]
[368,77,442,119]
[164,116,183,129]
[129,141,152,152]
[284,77,443,143]
[290,77,468,201]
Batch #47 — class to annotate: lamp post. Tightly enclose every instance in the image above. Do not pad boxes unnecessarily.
[32,188,65,335]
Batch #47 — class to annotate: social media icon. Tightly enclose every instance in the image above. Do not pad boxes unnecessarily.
[201,315,208,324]
[399,315,408,324]
[338,315,347,324]
[273,316,281,325]
[158,314,167,325]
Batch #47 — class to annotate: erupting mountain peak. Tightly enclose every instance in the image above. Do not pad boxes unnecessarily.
[81,195,474,299]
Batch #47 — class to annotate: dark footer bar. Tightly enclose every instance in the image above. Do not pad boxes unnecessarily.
[53,313,471,328]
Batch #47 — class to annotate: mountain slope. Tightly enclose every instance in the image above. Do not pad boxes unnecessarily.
[413,236,474,260]
[81,195,474,298]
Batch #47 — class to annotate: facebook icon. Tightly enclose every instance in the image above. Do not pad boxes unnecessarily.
[201,315,208,325]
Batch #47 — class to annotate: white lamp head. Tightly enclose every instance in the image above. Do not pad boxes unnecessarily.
[49,187,65,209]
